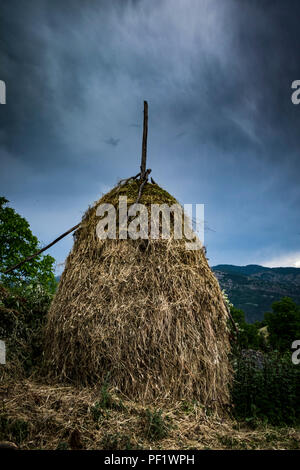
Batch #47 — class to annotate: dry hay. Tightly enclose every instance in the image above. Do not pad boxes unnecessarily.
[1,378,299,450]
[44,181,231,408]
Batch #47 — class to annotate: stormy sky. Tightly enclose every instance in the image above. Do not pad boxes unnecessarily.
[1,0,300,273]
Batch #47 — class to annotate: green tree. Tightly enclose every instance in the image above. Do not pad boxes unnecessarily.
[230,306,261,350]
[0,197,56,292]
[264,297,300,352]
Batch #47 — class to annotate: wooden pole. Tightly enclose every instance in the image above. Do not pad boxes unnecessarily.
[4,101,150,274]
[140,100,148,180]
[3,223,81,275]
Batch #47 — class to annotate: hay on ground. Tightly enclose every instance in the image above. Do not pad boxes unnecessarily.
[2,378,298,450]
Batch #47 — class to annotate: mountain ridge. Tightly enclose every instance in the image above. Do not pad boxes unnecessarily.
[212,264,300,323]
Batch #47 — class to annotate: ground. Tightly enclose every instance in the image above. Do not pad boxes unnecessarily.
[0,378,299,450]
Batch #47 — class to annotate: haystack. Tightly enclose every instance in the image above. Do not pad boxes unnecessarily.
[44,179,231,408]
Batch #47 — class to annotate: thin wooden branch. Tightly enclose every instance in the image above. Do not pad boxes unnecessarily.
[136,169,151,204]
[3,223,81,275]
[117,172,141,188]
[140,100,148,181]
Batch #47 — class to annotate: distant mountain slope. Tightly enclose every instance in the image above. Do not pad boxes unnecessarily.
[212,264,300,323]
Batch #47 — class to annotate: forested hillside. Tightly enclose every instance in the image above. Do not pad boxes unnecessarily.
[213,265,300,322]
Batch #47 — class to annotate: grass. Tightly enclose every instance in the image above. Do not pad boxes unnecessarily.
[143,409,171,440]
[0,414,29,445]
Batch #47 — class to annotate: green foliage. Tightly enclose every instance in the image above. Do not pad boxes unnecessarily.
[97,380,114,409]
[230,306,264,350]
[180,400,198,414]
[231,352,300,426]
[90,402,106,422]
[91,379,125,422]
[0,282,53,375]
[143,409,171,440]
[0,414,29,445]
[229,296,300,353]
[215,265,300,323]
[0,197,56,292]
[229,295,300,427]
[264,297,300,352]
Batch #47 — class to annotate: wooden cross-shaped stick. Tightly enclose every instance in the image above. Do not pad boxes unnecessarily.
[140,100,148,181]
[136,101,151,203]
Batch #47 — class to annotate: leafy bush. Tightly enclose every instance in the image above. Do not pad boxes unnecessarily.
[264,297,300,352]
[230,305,264,351]
[232,351,300,426]
[0,197,56,292]
[0,282,53,376]
[0,197,57,377]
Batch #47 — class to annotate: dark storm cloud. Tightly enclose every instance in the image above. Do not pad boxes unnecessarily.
[1,0,300,269]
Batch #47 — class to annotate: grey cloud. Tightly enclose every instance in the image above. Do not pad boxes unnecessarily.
[1,0,300,269]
